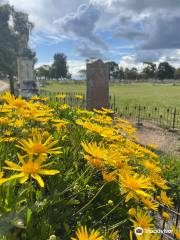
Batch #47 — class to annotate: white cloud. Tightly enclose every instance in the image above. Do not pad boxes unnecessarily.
[68,60,86,79]
[158,49,180,68]
[8,0,88,40]
[2,0,180,67]
[119,55,143,71]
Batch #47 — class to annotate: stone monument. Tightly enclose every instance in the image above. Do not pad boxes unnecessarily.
[86,59,109,110]
[17,24,38,98]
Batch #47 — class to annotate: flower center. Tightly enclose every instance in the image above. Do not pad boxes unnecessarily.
[127,179,140,190]
[13,99,25,108]
[31,143,47,153]
[139,218,150,229]
[23,161,39,174]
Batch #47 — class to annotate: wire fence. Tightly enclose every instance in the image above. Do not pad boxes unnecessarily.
[39,90,180,130]
[113,104,180,130]
[108,95,180,130]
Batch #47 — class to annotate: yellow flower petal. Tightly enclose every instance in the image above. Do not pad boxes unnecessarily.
[38,169,60,175]
[19,174,29,184]
[7,172,26,181]
[31,174,44,187]
[4,160,22,171]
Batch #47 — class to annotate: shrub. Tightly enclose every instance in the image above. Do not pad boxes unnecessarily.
[0,92,177,240]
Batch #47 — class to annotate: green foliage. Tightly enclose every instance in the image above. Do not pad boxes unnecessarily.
[157,62,175,80]
[52,53,68,79]
[0,3,35,93]
[142,62,156,79]
[160,154,180,189]
[0,103,130,239]
[36,65,51,80]
[107,61,120,80]
[0,4,17,76]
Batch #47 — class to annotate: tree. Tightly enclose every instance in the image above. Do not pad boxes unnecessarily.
[142,62,156,79]
[157,62,175,80]
[129,67,138,80]
[107,61,120,81]
[124,67,138,80]
[52,53,68,79]
[0,4,17,93]
[36,65,51,80]
[0,3,35,94]
[118,67,125,82]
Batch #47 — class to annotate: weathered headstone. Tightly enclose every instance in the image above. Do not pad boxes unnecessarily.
[17,56,38,98]
[17,26,38,98]
[86,59,109,110]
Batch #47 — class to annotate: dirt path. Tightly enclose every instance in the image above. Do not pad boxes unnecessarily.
[131,121,180,154]
[0,80,9,92]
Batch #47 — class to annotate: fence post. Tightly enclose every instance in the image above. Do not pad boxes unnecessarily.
[113,95,116,112]
[160,218,166,240]
[136,104,143,126]
[172,108,177,129]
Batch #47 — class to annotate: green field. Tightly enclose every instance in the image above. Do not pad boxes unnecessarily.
[41,82,180,109]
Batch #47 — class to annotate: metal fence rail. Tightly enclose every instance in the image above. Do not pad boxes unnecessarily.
[39,90,180,130]
[113,104,180,130]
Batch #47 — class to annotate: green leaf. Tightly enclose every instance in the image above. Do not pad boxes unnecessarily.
[26,208,32,226]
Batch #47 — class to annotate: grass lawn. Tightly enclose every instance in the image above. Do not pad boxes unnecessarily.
[40,82,180,109]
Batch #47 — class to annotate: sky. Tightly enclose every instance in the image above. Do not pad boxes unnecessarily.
[2,0,180,78]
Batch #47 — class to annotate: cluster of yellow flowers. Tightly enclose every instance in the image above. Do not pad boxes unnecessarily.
[0,92,67,187]
[0,92,178,240]
[56,93,84,100]
[76,107,177,239]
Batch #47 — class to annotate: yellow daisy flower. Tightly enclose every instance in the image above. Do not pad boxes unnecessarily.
[128,208,136,217]
[3,154,60,187]
[131,208,154,230]
[157,191,173,208]
[71,226,103,240]
[75,95,84,100]
[2,92,27,109]
[140,197,159,211]
[172,226,180,239]
[119,171,153,202]
[16,132,61,155]
[101,107,114,114]
[162,211,170,221]
[102,171,116,182]
[142,160,161,174]
[81,142,107,167]
[56,94,66,99]
[59,104,70,110]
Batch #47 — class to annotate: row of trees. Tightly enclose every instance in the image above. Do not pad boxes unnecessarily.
[36,53,71,81]
[108,61,179,81]
[37,59,180,82]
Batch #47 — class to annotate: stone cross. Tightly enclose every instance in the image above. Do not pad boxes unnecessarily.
[86,59,109,110]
